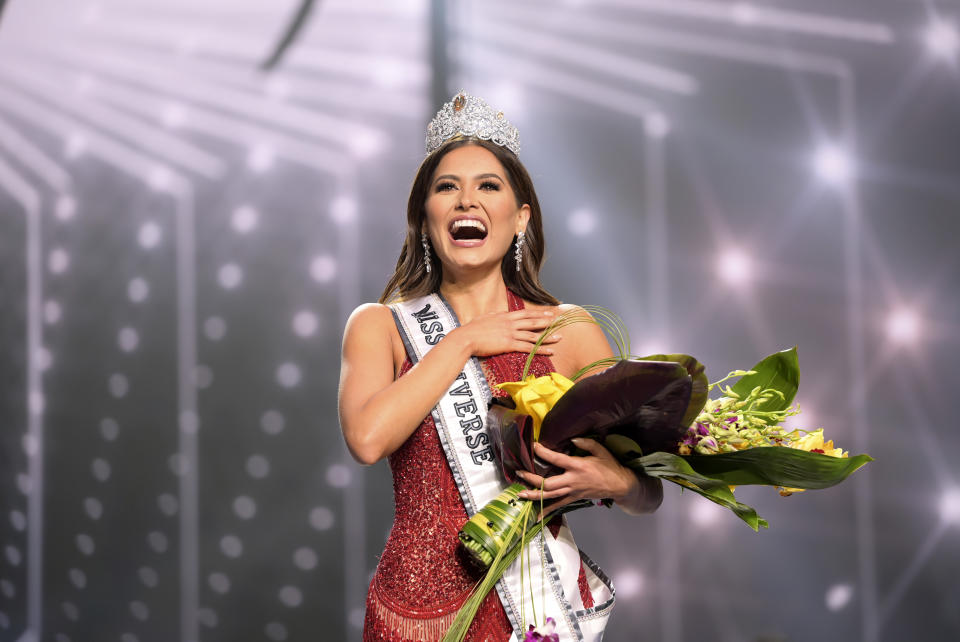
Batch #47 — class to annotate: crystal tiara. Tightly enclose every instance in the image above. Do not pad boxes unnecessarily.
[425,90,521,156]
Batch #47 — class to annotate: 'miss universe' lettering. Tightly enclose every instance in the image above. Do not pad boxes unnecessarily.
[449,371,494,466]
[412,303,445,345]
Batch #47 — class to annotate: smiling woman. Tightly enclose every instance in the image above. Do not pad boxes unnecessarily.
[338,92,662,642]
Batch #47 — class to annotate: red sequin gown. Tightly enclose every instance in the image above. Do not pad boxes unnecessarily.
[363,291,593,642]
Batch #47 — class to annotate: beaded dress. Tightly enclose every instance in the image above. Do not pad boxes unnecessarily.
[363,291,595,642]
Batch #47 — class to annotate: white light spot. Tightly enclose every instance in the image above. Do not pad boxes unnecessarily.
[886,308,920,345]
[109,373,129,398]
[731,2,758,25]
[44,300,62,324]
[233,495,257,520]
[65,132,87,159]
[76,533,95,556]
[29,391,44,415]
[248,144,276,172]
[567,209,596,236]
[118,327,140,352]
[138,221,162,249]
[0,579,15,598]
[168,453,190,477]
[349,129,386,159]
[292,311,318,337]
[100,417,120,441]
[162,102,187,129]
[690,497,725,527]
[139,566,159,588]
[488,83,525,120]
[92,458,111,482]
[231,205,259,233]
[69,568,86,589]
[825,583,854,612]
[278,585,302,607]
[4,546,21,566]
[717,249,751,285]
[61,601,79,622]
[309,506,334,531]
[128,277,149,303]
[198,607,218,628]
[204,316,227,341]
[220,535,243,558]
[180,410,200,434]
[193,365,213,389]
[326,464,352,488]
[813,143,854,185]
[276,362,302,388]
[261,410,285,435]
[56,195,77,221]
[330,196,358,225]
[10,510,27,531]
[265,622,288,641]
[643,112,671,138]
[148,165,173,192]
[208,572,231,594]
[309,255,337,283]
[148,531,168,554]
[22,432,39,456]
[940,487,960,524]
[48,247,70,274]
[130,601,149,621]
[613,568,644,599]
[924,20,959,60]
[246,454,270,479]
[265,77,290,100]
[293,547,317,570]
[218,263,244,289]
[0,612,9,629]
[34,347,52,372]
[83,497,103,520]
[120,634,139,642]
[158,493,179,516]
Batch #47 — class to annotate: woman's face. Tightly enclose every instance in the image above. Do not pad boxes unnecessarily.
[423,144,530,276]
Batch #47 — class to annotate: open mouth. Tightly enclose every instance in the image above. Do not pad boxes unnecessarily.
[448,218,488,242]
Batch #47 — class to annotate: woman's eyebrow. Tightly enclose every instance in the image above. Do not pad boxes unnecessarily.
[433,172,504,183]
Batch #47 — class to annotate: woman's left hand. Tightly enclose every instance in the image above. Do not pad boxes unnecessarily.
[515,438,660,517]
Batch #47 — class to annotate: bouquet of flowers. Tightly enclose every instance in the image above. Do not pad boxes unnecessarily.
[443,308,872,641]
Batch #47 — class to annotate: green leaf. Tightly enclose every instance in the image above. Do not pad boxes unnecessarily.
[681,448,873,489]
[622,451,769,531]
[604,434,644,460]
[730,347,799,412]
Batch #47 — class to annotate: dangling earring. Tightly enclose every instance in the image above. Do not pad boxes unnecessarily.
[514,231,525,272]
[422,231,432,274]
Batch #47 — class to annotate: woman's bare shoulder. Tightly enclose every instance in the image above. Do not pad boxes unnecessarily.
[342,303,406,375]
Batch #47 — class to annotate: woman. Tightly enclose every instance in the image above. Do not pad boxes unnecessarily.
[339,92,662,642]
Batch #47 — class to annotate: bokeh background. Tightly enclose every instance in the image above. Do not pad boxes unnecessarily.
[1,0,958,641]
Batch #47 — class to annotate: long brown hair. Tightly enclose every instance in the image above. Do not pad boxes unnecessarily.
[379,138,560,306]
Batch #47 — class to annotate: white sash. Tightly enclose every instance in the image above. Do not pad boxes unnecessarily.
[389,293,615,642]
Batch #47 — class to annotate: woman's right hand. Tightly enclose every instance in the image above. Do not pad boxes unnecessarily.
[455,308,561,357]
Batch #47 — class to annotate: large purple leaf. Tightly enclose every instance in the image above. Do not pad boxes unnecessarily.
[537,360,694,465]
[486,399,535,483]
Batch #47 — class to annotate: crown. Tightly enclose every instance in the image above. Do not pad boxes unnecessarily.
[425,90,521,156]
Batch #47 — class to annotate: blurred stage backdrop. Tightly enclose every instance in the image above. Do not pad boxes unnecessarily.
[1,0,959,641]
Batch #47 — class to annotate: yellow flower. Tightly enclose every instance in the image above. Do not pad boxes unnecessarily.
[496,372,574,441]
[779,429,848,495]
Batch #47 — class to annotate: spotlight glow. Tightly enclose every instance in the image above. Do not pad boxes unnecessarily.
[231,206,259,234]
[885,308,920,344]
[717,249,751,285]
[248,144,276,172]
[924,20,959,60]
[940,488,960,524]
[567,208,596,236]
[690,497,725,527]
[138,221,162,249]
[162,103,187,129]
[813,144,854,185]
[56,196,77,221]
[644,112,671,138]
[613,569,644,598]
[825,583,854,611]
[330,196,358,225]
